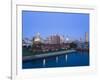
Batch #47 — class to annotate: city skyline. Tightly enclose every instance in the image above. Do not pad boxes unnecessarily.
[22,11,89,41]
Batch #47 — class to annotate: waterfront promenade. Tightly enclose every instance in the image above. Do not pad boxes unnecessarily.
[23,50,76,61]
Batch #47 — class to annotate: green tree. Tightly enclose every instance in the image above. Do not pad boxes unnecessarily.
[70,42,77,49]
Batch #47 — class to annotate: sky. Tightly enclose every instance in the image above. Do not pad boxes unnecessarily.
[22,10,89,41]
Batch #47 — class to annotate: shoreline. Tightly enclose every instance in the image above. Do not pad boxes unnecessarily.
[22,50,76,61]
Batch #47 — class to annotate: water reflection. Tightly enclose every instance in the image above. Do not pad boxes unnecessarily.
[22,51,89,69]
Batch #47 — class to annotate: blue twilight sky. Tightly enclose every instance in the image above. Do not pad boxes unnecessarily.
[22,10,89,40]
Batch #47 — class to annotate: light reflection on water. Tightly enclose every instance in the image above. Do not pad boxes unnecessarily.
[22,51,89,69]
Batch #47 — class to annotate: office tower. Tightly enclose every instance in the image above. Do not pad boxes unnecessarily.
[85,32,89,42]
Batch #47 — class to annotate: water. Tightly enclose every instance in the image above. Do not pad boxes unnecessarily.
[22,51,89,69]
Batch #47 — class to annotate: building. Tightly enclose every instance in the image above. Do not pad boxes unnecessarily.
[33,32,42,44]
[47,34,60,44]
[85,32,89,42]
[44,34,70,44]
[60,35,65,44]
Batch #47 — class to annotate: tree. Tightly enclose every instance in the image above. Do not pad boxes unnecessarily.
[70,42,77,49]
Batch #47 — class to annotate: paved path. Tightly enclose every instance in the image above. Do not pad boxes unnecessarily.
[23,50,76,61]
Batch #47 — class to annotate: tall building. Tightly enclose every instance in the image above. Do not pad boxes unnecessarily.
[85,32,89,42]
[60,35,65,43]
[46,34,60,44]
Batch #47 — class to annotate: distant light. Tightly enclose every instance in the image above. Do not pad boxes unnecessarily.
[66,38,69,41]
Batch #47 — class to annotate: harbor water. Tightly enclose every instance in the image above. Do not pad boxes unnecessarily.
[22,51,89,69]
